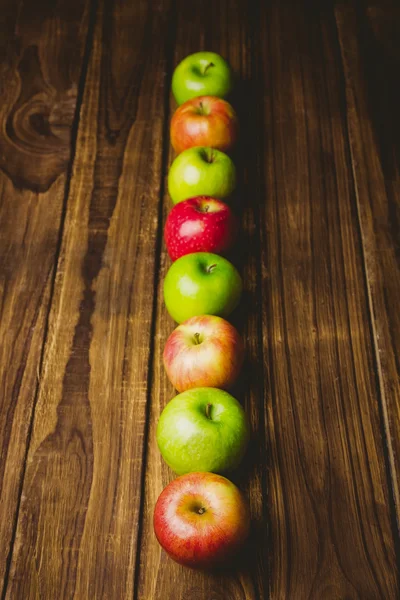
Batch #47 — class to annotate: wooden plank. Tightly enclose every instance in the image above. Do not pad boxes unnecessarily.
[258,1,399,597]
[335,0,400,525]
[0,0,91,591]
[136,1,270,599]
[5,0,172,597]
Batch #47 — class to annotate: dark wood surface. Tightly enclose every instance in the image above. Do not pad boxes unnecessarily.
[0,0,92,589]
[0,1,399,598]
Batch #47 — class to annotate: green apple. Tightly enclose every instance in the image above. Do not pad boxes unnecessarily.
[163,252,242,323]
[168,147,236,205]
[172,52,233,105]
[156,387,250,475]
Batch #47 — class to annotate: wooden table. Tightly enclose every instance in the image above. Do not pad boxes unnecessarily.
[1,1,399,598]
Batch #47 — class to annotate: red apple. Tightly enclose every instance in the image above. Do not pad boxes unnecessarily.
[153,472,250,569]
[171,95,238,154]
[164,196,238,261]
[163,315,244,392]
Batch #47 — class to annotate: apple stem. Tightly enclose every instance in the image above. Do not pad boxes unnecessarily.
[198,507,206,515]
[193,332,202,345]
[202,62,214,75]
[200,148,214,163]
[207,264,217,273]
[206,403,212,419]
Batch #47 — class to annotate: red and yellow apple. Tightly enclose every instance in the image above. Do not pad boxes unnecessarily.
[163,315,244,392]
[164,196,238,261]
[153,472,250,569]
[170,96,238,154]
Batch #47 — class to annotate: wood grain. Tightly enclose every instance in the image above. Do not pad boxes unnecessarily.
[136,1,270,599]
[5,0,172,597]
[335,0,400,525]
[0,0,91,591]
[1,0,399,598]
[259,0,398,597]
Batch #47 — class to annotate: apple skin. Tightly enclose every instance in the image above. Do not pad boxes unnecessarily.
[164,196,238,261]
[156,387,249,475]
[163,315,244,392]
[168,147,236,205]
[163,252,242,324]
[170,96,238,154]
[153,472,250,569]
[172,52,233,105]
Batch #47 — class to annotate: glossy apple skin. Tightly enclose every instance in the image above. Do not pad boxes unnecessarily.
[164,197,238,261]
[172,52,233,105]
[168,147,236,205]
[171,96,238,154]
[163,252,242,323]
[153,472,250,569]
[163,315,244,392]
[157,387,249,475]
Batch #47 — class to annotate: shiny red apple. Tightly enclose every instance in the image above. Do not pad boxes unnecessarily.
[170,95,238,154]
[153,472,250,569]
[164,196,238,261]
[163,315,244,392]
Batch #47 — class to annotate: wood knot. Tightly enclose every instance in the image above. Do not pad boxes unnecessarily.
[0,45,78,192]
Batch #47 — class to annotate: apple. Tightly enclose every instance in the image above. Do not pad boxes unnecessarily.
[172,52,233,105]
[163,315,244,392]
[170,96,238,155]
[163,252,242,323]
[164,196,238,261]
[154,472,250,569]
[168,147,236,205]
[157,387,249,475]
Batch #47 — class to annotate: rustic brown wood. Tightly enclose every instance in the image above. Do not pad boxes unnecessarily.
[335,0,400,525]
[258,1,398,597]
[136,0,399,599]
[5,0,172,597]
[0,0,91,591]
[1,0,399,598]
